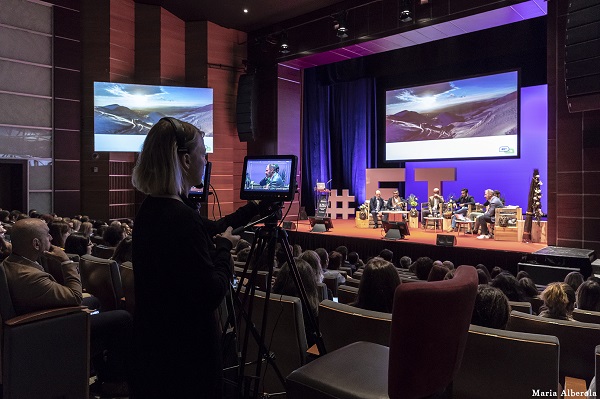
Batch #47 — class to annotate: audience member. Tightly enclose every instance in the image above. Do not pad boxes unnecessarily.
[471,285,511,329]
[299,250,324,284]
[576,280,600,312]
[80,221,93,238]
[399,255,412,269]
[539,282,575,320]
[347,251,360,272]
[130,117,260,397]
[0,223,12,261]
[236,247,251,264]
[413,256,434,280]
[335,245,348,265]
[564,271,584,293]
[378,248,393,263]
[516,270,530,280]
[324,250,346,285]
[490,266,503,279]
[476,264,492,281]
[444,270,455,280]
[64,233,92,257]
[234,239,251,254]
[476,269,489,285]
[428,264,450,282]
[71,218,82,233]
[48,220,70,249]
[111,236,132,265]
[442,260,455,270]
[519,277,539,300]
[352,257,400,313]
[490,272,525,302]
[103,224,125,247]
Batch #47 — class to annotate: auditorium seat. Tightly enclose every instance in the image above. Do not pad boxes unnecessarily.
[508,301,532,314]
[0,263,90,399]
[119,261,135,315]
[453,324,559,399]
[323,274,339,297]
[316,282,328,302]
[336,285,358,304]
[508,310,600,383]
[318,300,391,352]
[238,289,308,396]
[344,277,360,288]
[286,265,478,399]
[573,308,600,324]
[79,255,124,312]
[596,345,600,397]
[233,266,270,292]
[91,244,116,259]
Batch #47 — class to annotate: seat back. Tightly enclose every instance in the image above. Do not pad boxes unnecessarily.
[453,324,559,399]
[507,310,600,381]
[233,266,270,291]
[318,300,391,352]
[508,301,532,314]
[573,308,600,324]
[345,277,360,287]
[323,274,339,297]
[239,289,308,395]
[79,254,123,311]
[316,282,328,302]
[119,261,135,315]
[529,296,544,315]
[337,285,358,304]
[388,265,478,399]
[92,244,115,259]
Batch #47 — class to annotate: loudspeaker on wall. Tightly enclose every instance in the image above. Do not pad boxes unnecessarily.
[236,74,256,142]
[436,234,456,247]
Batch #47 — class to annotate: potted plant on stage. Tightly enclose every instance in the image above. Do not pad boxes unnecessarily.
[523,169,544,243]
[358,201,369,220]
[408,194,419,217]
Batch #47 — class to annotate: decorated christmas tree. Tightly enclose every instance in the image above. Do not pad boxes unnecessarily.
[522,168,543,242]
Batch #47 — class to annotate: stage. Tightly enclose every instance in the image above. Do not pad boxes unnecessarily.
[284,219,547,275]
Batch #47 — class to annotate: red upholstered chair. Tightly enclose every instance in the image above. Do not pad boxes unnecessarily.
[286,265,478,399]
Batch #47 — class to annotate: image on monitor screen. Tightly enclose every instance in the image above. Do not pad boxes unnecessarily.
[94,82,213,153]
[240,155,297,201]
[385,70,519,162]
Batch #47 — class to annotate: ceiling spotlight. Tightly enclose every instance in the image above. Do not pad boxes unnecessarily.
[334,11,349,39]
[400,0,413,22]
[243,8,248,14]
[279,31,290,54]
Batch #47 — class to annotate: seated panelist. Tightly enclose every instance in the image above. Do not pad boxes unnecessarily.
[421,187,444,224]
[259,163,284,189]
[387,190,406,211]
[369,190,386,228]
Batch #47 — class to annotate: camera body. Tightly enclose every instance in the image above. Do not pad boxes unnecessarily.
[240,155,298,202]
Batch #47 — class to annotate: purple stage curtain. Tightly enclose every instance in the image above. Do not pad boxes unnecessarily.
[301,65,377,216]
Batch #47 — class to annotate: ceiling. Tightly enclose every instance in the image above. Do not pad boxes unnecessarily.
[135,0,348,32]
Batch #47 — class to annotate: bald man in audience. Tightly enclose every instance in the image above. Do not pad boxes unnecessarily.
[2,218,82,313]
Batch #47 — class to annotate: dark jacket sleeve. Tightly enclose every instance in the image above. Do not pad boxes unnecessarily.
[203,201,260,237]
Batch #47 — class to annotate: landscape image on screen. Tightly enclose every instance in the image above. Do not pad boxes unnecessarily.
[385,70,518,161]
[94,82,213,152]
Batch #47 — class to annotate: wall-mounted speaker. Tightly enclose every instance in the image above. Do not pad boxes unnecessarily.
[436,234,456,247]
[565,0,600,112]
[236,74,256,141]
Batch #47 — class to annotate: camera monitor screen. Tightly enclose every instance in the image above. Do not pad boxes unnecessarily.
[240,155,297,201]
[188,162,211,203]
[385,70,519,161]
[93,82,214,153]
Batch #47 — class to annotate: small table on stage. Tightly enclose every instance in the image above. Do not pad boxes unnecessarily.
[424,216,443,232]
[382,210,409,222]
[456,220,476,236]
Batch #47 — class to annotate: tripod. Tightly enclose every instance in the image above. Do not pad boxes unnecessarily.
[222,210,326,399]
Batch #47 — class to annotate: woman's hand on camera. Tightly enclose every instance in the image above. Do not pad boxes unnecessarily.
[216,226,240,248]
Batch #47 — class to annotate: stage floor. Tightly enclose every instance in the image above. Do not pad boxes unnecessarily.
[292,219,546,253]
